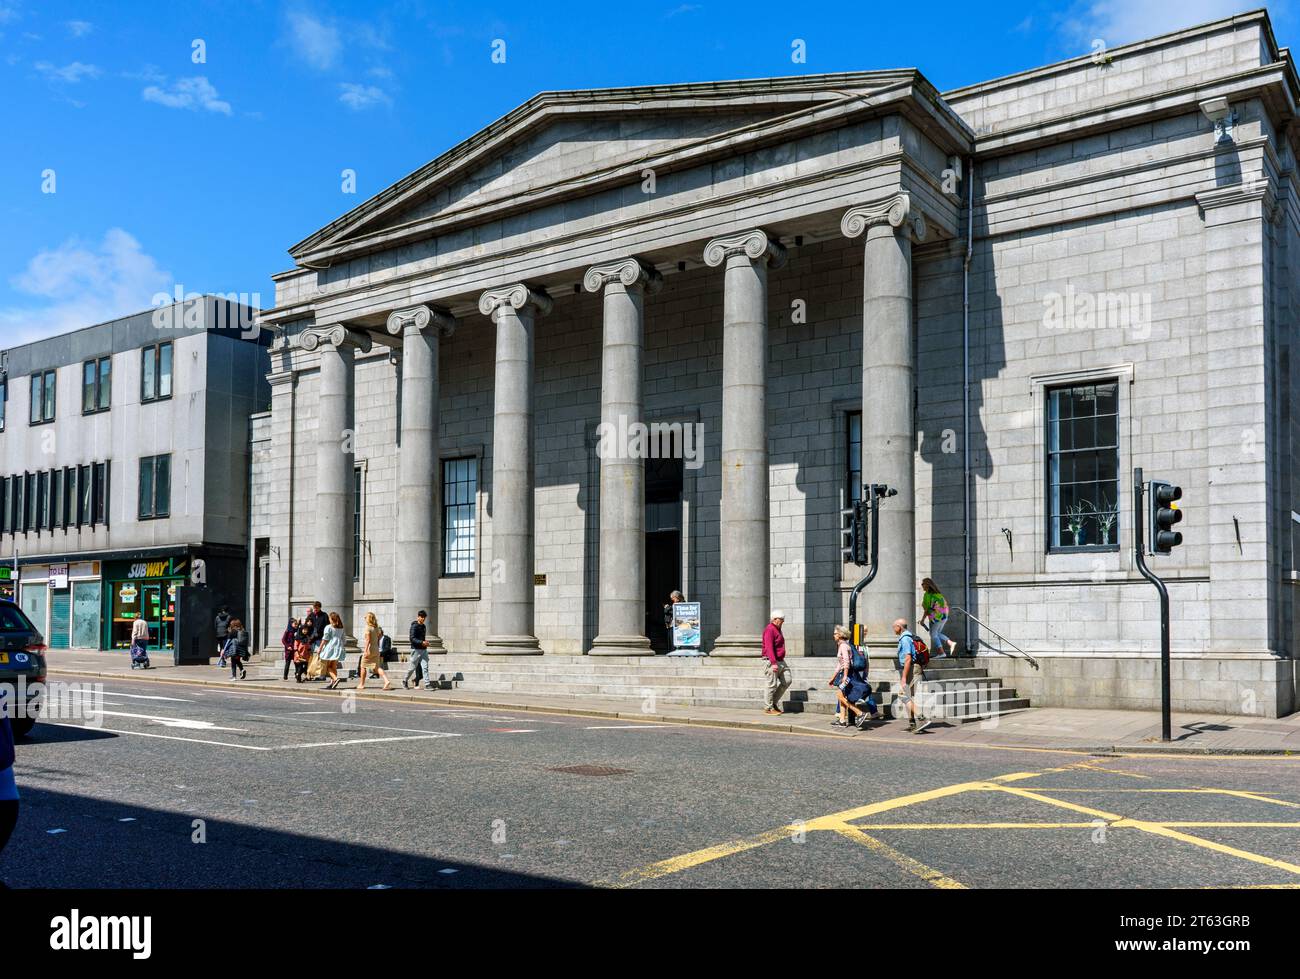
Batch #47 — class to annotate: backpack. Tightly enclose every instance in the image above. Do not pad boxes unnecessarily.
[379,633,393,658]
[910,635,930,668]
[850,645,868,672]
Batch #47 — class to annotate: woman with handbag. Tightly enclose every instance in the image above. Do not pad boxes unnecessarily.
[357,612,392,691]
[280,618,299,681]
[319,612,347,689]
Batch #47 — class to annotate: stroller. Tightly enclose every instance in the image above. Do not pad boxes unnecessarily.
[129,640,151,670]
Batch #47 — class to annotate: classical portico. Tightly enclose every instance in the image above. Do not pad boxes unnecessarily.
[263,70,968,655]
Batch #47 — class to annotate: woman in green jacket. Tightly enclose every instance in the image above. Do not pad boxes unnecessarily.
[920,578,958,659]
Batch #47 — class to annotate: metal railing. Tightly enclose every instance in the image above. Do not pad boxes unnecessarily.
[947,605,1039,670]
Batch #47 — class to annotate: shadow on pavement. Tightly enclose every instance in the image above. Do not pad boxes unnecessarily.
[0,786,588,889]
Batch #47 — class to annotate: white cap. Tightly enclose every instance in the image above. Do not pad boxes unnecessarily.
[771,610,785,620]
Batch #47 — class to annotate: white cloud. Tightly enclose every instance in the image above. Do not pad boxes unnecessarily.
[34,60,100,83]
[286,10,341,69]
[142,75,232,115]
[1060,0,1253,48]
[339,82,391,110]
[1,230,172,347]
[65,19,92,37]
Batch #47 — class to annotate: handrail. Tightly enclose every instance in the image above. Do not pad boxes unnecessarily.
[947,605,1039,670]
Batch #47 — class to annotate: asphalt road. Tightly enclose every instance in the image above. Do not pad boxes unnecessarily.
[3,676,1299,888]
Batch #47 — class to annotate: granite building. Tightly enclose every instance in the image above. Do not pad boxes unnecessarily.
[251,11,1300,716]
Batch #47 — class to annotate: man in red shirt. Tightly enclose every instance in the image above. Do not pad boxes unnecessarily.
[762,611,791,715]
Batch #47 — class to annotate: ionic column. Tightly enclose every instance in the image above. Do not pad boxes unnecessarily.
[841,192,926,646]
[387,304,456,651]
[585,258,662,656]
[703,229,786,655]
[479,284,552,654]
[299,324,372,637]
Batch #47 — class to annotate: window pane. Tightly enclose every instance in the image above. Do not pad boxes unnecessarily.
[30,375,41,424]
[139,458,154,519]
[156,456,170,517]
[83,362,96,413]
[159,343,173,398]
[98,358,111,410]
[43,371,55,420]
[79,466,91,526]
[1047,380,1121,550]
[143,347,156,401]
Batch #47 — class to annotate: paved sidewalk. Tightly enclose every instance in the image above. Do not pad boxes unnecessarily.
[41,650,1300,756]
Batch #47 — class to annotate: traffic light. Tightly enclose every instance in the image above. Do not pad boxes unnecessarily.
[1150,481,1183,554]
[840,501,869,566]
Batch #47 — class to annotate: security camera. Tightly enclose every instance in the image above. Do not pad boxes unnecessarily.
[1199,97,1236,143]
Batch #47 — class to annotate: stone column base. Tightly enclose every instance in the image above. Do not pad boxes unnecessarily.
[710,635,764,657]
[482,635,543,655]
[426,634,446,654]
[588,635,652,656]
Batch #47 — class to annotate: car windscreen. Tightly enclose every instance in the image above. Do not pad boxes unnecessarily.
[0,605,36,633]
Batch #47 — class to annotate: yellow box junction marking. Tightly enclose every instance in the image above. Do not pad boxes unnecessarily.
[607,762,1300,888]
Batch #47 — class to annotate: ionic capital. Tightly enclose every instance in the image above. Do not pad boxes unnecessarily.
[703,229,787,270]
[478,283,554,321]
[583,257,663,295]
[295,324,373,354]
[386,304,456,340]
[841,192,927,243]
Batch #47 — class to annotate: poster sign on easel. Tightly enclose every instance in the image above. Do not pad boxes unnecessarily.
[668,602,702,656]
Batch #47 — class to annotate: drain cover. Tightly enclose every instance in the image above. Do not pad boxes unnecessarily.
[548,765,632,777]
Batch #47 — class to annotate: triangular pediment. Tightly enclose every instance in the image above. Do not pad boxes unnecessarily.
[290,70,962,265]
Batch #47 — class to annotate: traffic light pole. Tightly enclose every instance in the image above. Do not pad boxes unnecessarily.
[848,484,894,658]
[1132,466,1172,742]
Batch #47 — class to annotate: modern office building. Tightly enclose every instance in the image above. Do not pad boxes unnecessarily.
[0,297,268,662]
[250,11,1299,716]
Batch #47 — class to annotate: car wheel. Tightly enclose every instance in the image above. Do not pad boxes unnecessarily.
[11,716,35,739]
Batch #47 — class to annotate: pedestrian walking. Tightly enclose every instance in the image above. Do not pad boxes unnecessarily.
[320,612,346,689]
[761,611,791,716]
[129,615,152,670]
[920,577,958,659]
[829,624,877,729]
[214,606,231,661]
[292,624,312,683]
[225,618,249,680]
[0,686,17,884]
[357,612,392,691]
[893,617,930,734]
[280,618,298,681]
[403,610,431,689]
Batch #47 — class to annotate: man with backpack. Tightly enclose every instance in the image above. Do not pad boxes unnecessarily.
[892,617,930,734]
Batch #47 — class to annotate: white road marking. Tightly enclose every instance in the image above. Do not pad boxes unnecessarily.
[491,729,537,734]
[47,828,67,835]
[245,714,456,736]
[96,710,247,732]
[438,868,458,875]
[95,691,195,703]
[290,711,342,715]
[45,722,269,750]
[273,734,460,750]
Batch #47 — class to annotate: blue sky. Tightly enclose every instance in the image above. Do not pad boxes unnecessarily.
[0,0,1293,345]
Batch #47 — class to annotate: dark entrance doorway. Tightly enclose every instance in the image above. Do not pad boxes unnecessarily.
[645,456,683,652]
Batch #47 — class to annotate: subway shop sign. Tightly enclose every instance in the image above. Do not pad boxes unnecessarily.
[110,558,188,581]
